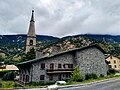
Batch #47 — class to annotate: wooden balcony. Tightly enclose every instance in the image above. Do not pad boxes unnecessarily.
[46,69,74,74]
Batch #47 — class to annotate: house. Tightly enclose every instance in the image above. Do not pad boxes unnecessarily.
[106,55,120,71]
[0,65,19,71]
[17,45,108,83]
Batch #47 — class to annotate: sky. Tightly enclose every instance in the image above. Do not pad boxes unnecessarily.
[0,0,120,37]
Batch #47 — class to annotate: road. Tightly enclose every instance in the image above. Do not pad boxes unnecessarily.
[59,78,120,90]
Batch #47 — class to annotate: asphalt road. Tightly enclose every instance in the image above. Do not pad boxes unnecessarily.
[59,78,120,90]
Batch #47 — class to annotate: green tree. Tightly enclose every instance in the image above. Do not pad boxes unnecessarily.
[21,48,36,61]
[2,71,16,81]
[72,66,83,82]
[0,56,4,67]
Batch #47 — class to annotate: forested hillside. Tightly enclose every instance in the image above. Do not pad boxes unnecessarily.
[0,34,120,64]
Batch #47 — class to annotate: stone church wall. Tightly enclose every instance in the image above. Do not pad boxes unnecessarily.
[75,47,108,77]
[31,47,108,82]
[32,53,74,82]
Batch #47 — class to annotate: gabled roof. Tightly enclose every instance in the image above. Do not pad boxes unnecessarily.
[18,44,106,66]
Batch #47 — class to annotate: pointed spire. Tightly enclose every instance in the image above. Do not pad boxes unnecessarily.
[27,10,36,37]
[30,10,34,22]
[26,10,36,53]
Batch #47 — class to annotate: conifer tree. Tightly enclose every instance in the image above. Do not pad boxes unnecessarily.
[72,66,83,82]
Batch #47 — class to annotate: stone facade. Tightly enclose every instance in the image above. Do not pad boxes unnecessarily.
[18,45,108,83]
[75,47,107,77]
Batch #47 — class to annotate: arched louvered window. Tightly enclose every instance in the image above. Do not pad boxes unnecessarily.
[29,40,33,45]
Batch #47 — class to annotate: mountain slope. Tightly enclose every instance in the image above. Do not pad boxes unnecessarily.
[37,34,120,58]
[80,34,120,43]
[0,34,120,64]
[0,34,59,55]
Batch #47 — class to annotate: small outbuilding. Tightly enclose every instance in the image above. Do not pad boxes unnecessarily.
[0,65,19,71]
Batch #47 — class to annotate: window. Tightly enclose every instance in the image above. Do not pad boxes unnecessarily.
[58,64,62,68]
[50,63,54,69]
[114,60,116,64]
[68,64,71,68]
[71,64,73,68]
[26,75,29,82]
[41,63,45,69]
[110,56,112,59]
[63,64,66,68]
[109,61,111,64]
[20,75,22,81]
[29,40,33,45]
[64,64,73,68]
[23,74,25,82]
[68,64,73,68]
[114,65,117,68]
[109,65,112,68]
[40,75,45,80]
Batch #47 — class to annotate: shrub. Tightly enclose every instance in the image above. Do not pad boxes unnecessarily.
[107,69,117,75]
[0,70,10,78]
[65,78,71,82]
[13,82,20,87]
[100,74,104,78]
[85,73,98,80]
[0,82,2,88]
[2,71,16,81]
[27,82,55,86]
[1,81,14,88]
[72,66,83,82]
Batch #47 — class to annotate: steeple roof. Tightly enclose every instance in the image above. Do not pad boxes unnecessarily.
[30,10,34,22]
[27,10,36,37]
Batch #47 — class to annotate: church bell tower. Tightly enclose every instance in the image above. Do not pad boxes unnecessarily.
[25,10,36,53]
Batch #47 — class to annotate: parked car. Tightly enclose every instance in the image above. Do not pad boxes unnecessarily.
[47,81,66,90]
[55,81,66,85]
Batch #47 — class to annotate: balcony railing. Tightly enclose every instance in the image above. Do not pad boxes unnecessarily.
[46,68,74,74]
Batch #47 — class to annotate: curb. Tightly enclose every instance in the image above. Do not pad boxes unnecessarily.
[58,77,120,89]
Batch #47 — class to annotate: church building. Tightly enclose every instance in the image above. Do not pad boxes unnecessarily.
[17,10,108,84]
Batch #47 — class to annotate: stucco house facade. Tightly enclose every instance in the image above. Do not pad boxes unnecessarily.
[106,55,120,71]
[18,45,108,83]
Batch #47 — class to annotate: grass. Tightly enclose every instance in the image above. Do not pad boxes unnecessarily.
[0,80,14,88]
[23,85,47,89]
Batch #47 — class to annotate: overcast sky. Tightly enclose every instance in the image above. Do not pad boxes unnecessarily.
[0,0,120,37]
